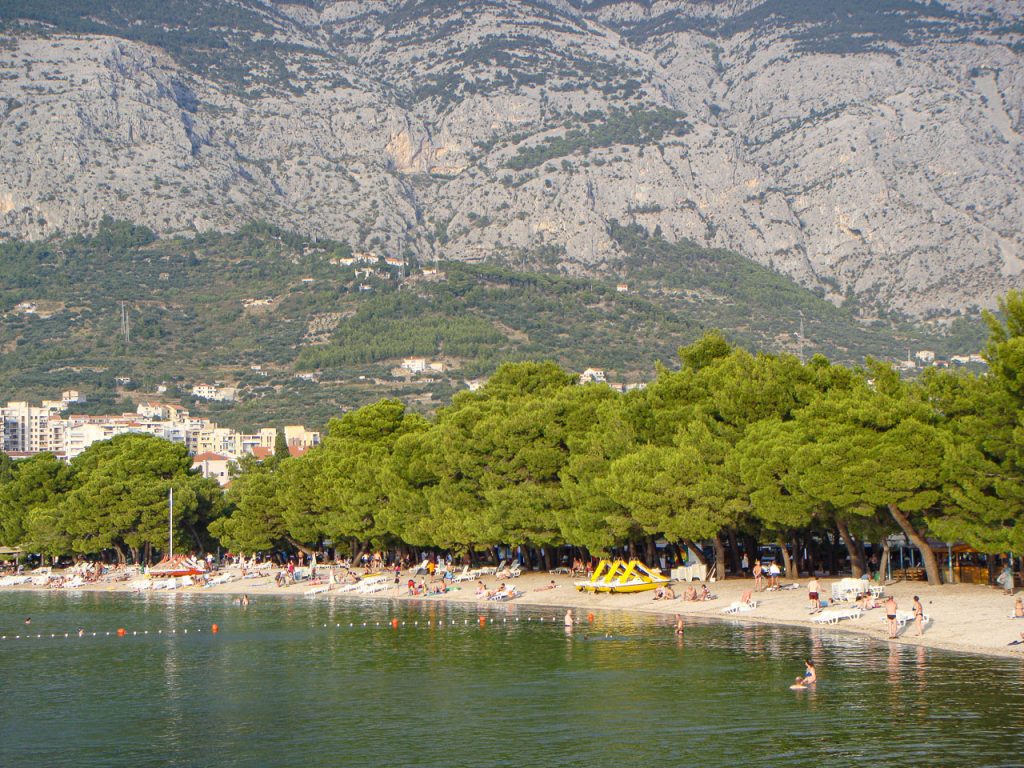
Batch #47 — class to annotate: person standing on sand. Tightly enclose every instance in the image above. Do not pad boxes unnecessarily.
[912,595,924,636]
[998,563,1015,595]
[808,577,821,614]
[885,596,899,639]
[741,553,749,575]
[753,561,763,592]
[768,561,781,589]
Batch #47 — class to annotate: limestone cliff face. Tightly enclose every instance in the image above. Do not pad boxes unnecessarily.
[0,0,1021,317]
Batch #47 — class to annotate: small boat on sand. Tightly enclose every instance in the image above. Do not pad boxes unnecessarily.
[575,559,669,594]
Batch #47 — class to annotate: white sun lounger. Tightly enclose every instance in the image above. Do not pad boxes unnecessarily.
[0,575,32,586]
[721,600,759,614]
[305,584,331,597]
[450,566,476,582]
[812,607,864,624]
[477,560,504,576]
[357,576,393,594]
[333,581,363,593]
[487,587,523,601]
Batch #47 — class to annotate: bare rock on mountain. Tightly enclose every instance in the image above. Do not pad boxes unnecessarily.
[0,0,1021,317]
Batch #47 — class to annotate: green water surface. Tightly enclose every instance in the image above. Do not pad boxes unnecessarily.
[1,592,1021,767]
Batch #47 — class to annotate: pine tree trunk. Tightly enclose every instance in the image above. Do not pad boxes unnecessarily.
[879,538,890,583]
[888,504,942,586]
[713,533,726,580]
[777,535,794,579]
[645,537,658,567]
[727,528,740,574]
[827,529,838,575]
[836,518,865,577]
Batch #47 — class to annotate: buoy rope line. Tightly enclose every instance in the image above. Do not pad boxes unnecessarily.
[1,614,605,640]
[0,625,220,640]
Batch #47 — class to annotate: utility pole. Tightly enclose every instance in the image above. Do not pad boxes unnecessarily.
[798,310,805,363]
[120,301,130,345]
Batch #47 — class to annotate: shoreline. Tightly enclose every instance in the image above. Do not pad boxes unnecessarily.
[5,569,1024,660]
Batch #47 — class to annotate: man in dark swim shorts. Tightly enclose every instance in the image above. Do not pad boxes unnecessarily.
[885,596,898,638]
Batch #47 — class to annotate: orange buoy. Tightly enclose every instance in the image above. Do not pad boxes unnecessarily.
[391,618,399,629]
[211,624,219,634]
[478,615,486,626]
[587,613,595,623]
[117,628,126,637]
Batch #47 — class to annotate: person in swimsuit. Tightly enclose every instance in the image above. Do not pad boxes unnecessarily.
[794,660,816,687]
[674,614,684,635]
[1014,597,1024,618]
[807,577,821,614]
[885,596,898,638]
[753,561,763,592]
[912,595,924,636]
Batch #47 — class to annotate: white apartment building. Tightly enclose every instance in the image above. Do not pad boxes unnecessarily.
[1,401,63,453]
[191,384,237,402]
[3,395,315,465]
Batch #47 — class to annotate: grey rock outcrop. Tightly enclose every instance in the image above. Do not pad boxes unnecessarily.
[0,0,1020,316]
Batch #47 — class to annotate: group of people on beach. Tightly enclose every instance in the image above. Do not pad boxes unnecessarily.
[653,583,712,601]
[751,561,782,591]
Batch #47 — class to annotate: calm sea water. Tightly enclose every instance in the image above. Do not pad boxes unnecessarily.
[1,591,1022,768]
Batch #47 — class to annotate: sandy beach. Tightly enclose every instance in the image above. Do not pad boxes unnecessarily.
[6,567,1024,660]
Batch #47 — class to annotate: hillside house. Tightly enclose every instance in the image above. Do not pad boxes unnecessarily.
[192,452,232,486]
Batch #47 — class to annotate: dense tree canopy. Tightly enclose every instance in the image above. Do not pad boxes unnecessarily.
[2,310,1024,585]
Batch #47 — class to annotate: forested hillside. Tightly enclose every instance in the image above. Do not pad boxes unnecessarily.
[0,221,984,429]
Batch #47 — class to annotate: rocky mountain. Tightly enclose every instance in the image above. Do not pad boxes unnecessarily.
[0,0,1021,317]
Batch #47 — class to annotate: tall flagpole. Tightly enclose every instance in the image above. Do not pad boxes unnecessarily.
[169,487,174,558]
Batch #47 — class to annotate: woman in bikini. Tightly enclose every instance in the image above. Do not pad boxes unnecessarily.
[793,660,816,688]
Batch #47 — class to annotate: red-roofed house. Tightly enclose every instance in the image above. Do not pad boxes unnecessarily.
[192,452,232,486]
[250,445,273,461]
